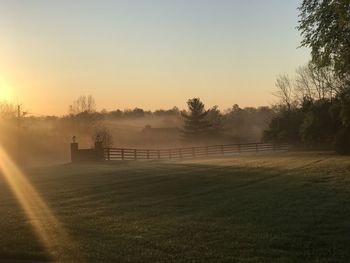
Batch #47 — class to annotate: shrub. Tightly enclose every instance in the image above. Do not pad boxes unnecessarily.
[92,127,114,148]
[335,126,350,155]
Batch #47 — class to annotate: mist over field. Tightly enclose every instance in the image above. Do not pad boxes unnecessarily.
[1,1,350,262]
[0,99,275,166]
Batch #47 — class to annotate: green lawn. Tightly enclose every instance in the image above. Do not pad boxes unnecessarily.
[1,152,350,262]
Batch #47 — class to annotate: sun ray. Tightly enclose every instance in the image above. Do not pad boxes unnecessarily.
[0,144,82,261]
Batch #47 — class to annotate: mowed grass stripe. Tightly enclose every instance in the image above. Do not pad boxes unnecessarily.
[0,152,350,262]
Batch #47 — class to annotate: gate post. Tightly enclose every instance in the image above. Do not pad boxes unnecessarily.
[95,141,105,161]
[70,137,79,163]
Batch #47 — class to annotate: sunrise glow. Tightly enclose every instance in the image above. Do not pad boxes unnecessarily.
[0,0,309,115]
[0,78,14,102]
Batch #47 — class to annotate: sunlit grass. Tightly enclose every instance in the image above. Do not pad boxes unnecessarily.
[0,144,82,262]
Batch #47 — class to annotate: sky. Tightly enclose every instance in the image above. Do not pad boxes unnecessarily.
[0,0,310,115]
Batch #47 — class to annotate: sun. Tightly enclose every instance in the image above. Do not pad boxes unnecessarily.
[0,78,14,101]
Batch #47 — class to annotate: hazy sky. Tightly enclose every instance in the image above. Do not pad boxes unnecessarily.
[0,0,309,115]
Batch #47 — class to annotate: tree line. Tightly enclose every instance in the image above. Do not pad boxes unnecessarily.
[263,0,350,154]
[64,95,275,144]
[1,0,349,154]
[0,95,275,146]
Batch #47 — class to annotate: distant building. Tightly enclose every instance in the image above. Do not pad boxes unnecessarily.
[141,124,180,144]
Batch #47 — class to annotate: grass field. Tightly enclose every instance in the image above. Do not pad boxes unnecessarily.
[1,152,350,262]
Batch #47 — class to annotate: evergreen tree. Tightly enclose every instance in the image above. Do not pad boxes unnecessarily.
[206,105,224,136]
[181,98,211,140]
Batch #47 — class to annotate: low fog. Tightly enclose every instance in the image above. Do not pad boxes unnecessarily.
[0,97,276,167]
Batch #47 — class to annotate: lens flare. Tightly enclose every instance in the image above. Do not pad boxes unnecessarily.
[0,145,81,261]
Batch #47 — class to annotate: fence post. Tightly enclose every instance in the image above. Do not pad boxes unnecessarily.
[147,150,150,159]
[94,141,105,162]
[221,145,224,155]
[134,149,137,160]
[121,149,125,160]
[256,143,259,152]
[107,148,110,161]
[192,147,195,158]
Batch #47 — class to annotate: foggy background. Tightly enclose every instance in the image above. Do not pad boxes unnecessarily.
[0,96,275,167]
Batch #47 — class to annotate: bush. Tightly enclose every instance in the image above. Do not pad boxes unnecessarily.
[300,99,341,145]
[92,127,114,148]
[335,126,350,155]
[262,108,304,144]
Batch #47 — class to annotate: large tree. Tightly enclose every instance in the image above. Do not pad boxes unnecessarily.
[181,98,211,139]
[298,0,350,79]
[295,61,344,100]
[298,1,350,154]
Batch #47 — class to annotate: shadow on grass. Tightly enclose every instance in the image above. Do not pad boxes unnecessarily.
[1,153,350,262]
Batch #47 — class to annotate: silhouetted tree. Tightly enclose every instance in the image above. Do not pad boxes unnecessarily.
[274,74,296,110]
[335,126,350,155]
[224,104,274,142]
[0,101,16,119]
[298,0,350,78]
[154,107,180,117]
[206,105,224,135]
[92,127,113,148]
[181,98,211,140]
[295,62,343,101]
[108,109,124,118]
[298,0,350,154]
[263,107,304,144]
[340,90,350,127]
[300,99,342,145]
[69,95,96,115]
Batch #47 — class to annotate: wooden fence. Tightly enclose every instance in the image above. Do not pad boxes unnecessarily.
[103,143,288,161]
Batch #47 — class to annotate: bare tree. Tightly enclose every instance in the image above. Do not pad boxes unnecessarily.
[295,65,315,100]
[295,62,343,101]
[69,95,96,114]
[273,74,295,110]
[0,101,16,119]
[87,95,96,113]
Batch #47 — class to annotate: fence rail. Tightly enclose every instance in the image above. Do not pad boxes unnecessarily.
[103,143,288,161]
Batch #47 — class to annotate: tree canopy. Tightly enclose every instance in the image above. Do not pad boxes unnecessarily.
[298,0,350,79]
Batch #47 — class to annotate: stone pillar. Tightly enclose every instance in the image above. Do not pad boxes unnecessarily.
[71,142,79,163]
[94,141,105,161]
